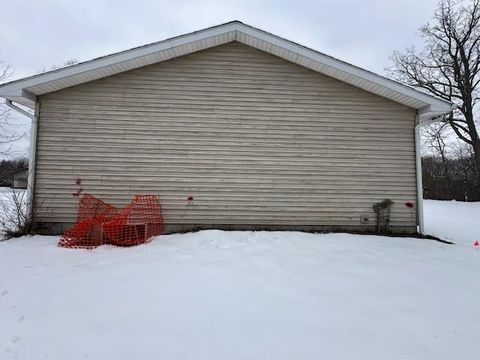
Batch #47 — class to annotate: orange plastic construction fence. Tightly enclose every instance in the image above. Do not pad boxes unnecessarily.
[58,194,163,249]
[58,194,118,249]
[103,195,164,246]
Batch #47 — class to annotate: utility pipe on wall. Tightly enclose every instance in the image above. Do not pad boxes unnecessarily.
[414,115,424,234]
[5,99,38,219]
[415,104,457,234]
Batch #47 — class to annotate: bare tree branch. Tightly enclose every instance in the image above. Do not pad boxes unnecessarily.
[0,61,26,158]
[388,0,480,171]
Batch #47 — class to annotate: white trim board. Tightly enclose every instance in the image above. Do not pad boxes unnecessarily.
[0,21,453,120]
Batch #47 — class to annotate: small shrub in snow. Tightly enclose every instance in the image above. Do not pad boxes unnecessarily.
[0,188,35,240]
[373,199,394,234]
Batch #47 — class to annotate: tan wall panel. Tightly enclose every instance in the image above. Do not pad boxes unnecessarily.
[36,42,417,228]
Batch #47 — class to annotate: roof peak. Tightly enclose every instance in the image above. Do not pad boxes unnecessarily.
[0,21,452,119]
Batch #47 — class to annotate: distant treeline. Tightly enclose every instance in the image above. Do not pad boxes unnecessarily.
[422,154,480,201]
[0,158,28,187]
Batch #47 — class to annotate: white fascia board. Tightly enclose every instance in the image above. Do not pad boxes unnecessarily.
[0,21,453,115]
[235,23,452,114]
[21,90,37,102]
[418,103,455,122]
[1,89,35,108]
[0,22,239,103]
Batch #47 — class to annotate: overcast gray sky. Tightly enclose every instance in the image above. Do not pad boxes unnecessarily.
[1,0,441,157]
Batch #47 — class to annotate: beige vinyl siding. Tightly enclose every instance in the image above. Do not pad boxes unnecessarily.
[35,41,417,228]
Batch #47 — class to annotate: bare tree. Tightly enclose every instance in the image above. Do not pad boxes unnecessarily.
[422,122,454,197]
[0,61,24,157]
[389,0,480,171]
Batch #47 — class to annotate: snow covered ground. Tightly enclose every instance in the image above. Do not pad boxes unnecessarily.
[424,199,480,246]
[0,201,479,359]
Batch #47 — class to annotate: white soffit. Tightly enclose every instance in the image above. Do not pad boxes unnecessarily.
[0,21,453,119]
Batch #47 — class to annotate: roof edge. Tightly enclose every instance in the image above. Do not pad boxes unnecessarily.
[0,20,244,90]
[0,20,453,116]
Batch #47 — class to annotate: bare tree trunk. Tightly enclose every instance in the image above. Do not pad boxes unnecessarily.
[422,122,454,198]
[472,136,480,172]
[439,149,453,198]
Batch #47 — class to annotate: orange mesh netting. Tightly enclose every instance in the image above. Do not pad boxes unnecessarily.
[76,194,118,222]
[103,195,164,246]
[58,194,163,249]
[58,194,118,249]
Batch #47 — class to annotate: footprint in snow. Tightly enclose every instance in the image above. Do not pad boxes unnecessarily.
[17,316,25,323]
[24,264,50,269]
[10,336,20,344]
[1,289,7,296]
